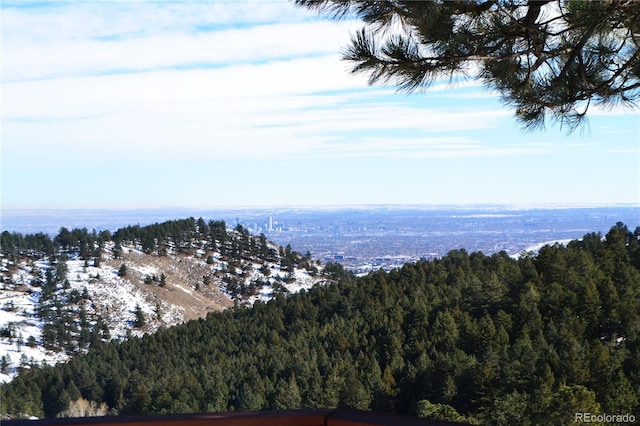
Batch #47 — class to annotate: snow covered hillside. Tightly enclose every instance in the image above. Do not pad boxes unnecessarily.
[0,226,326,383]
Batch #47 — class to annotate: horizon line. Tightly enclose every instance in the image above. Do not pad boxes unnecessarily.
[2,202,640,213]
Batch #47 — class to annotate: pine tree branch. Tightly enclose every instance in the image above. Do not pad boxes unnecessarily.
[297,0,640,131]
[554,24,598,84]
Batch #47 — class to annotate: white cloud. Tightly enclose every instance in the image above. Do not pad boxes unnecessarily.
[3,20,358,81]
[1,1,315,43]
[1,82,518,165]
[2,1,638,208]
[1,10,519,167]
[3,57,365,121]
[608,148,640,154]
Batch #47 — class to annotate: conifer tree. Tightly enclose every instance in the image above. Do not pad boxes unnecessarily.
[133,304,146,328]
[296,0,640,131]
[0,355,10,374]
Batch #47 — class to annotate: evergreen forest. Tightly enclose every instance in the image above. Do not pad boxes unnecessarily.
[1,223,640,425]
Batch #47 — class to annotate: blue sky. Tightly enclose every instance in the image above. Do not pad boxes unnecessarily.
[1,0,639,209]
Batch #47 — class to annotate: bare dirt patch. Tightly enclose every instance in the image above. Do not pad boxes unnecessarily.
[107,251,233,322]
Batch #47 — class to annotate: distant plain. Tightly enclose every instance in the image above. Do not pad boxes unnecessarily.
[2,205,638,272]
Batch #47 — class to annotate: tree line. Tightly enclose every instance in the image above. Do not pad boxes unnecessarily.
[3,218,254,259]
[1,217,315,273]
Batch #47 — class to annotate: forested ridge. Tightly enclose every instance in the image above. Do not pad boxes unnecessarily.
[1,217,319,303]
[2,223,639,425]
[1,217,307,268]
[0,217,320,380]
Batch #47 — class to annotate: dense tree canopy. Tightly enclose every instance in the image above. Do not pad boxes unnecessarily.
[295,0,640,131]
[2,223,639,424]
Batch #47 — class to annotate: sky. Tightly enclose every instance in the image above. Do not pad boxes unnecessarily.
[1,0,639,210]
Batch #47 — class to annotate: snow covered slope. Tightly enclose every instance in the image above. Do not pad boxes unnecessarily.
[0,239,325,383]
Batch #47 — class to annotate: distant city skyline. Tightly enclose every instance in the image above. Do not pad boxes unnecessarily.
[2,1,639,209]
[3,205,638,276]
